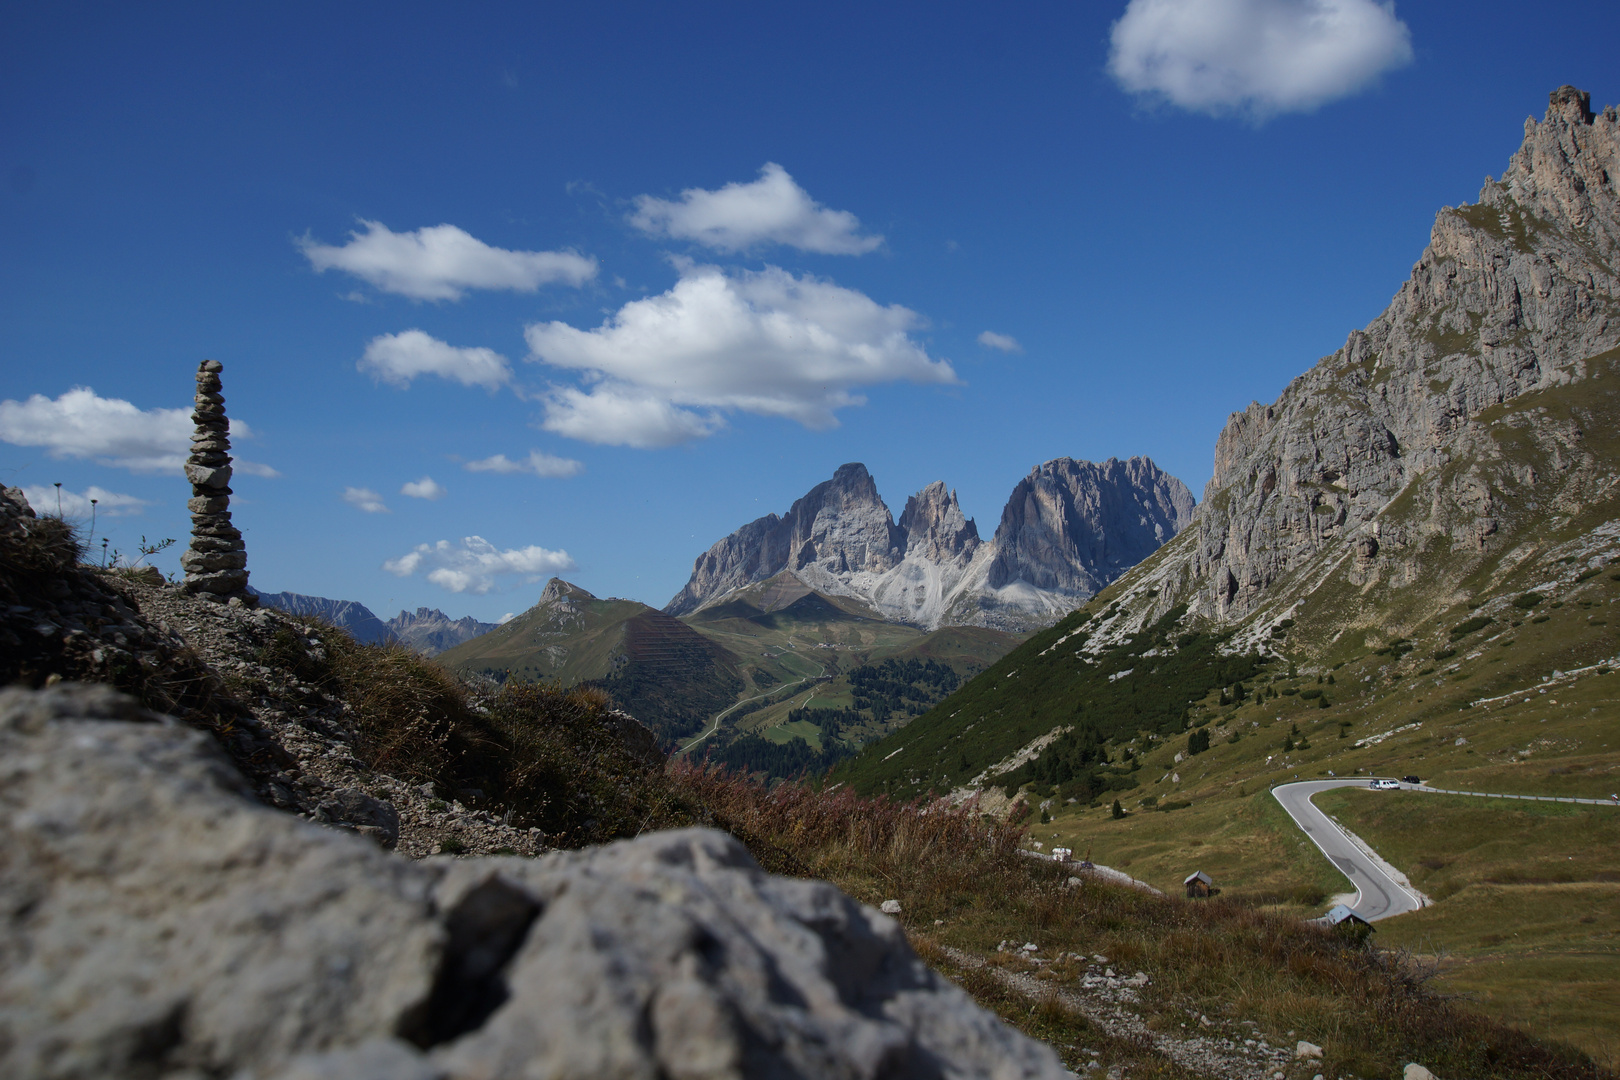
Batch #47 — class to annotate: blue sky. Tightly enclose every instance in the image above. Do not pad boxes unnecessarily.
[3,1,1616,621]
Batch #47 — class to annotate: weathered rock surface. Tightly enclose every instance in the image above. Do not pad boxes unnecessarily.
[669,458,1195,632]
[0,683,1067,1080]
[986,457,1196,597]
[1080,87,1620,651]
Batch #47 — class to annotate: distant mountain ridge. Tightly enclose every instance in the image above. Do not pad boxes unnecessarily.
[667,457,1195,631]
[249,589,496,656]
[249,588,393,644]
[386,607,499,656]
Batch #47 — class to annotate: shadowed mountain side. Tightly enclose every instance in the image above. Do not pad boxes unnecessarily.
[250,588,394,644]
[437,578,742,744]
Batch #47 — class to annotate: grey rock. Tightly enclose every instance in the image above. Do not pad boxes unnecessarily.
[0,683,442,1080]
[180,548,248,572]
[187,494,230,514]
[0,683,1066,1080]
[183,463,233,489]
[319,786,401,848]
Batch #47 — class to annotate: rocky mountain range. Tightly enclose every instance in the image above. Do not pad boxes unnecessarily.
[250,588,497,655]
[249,587,395,644]
[386,606,501,656]
[667,458,1195,632]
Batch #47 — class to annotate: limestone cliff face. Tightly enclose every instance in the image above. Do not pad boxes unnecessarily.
[665,464,903,616]
[988,458,1195,595]
[669,457,1194,631]
[1099,87,1620,642]
[899,481,982,566]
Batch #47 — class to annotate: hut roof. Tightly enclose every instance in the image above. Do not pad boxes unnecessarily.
[1183,870,1212,886]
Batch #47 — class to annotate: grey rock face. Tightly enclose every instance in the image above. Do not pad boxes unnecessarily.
[666,463,904,615]
[1166,86,1620,624]
[179,359,253,601]
[987,457,1196,595]
[899,481,982,565]
[1,683,1067,1080]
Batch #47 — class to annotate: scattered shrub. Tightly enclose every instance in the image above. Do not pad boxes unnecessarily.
[1448,616,1495,640]
[1511,591,1545,609]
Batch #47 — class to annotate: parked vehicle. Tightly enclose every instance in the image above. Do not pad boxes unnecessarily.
[1402,775,1421,784]
[1370,778,1400,790]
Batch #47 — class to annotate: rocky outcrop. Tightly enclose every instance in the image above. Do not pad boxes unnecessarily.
[987,458,1196,595]
[1143,87,1620,629]
[669,458,1196,631]
[899,481,982,565]
[180,360,253,602]
[386,607,498,656]
[0,682,1067,1080]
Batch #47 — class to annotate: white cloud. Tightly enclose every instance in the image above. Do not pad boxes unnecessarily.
[383,535,575,595]
[1107,0,1414,118]
[629,163,882,255]
[977,331,1023,353]
[497,612,517,625]
[463,451,585,478]
[525,263,956,447]
[298,220,597,301]
[0,387,256,474]
[359,330,512,390]
[401,476,447,500]
[343,487,390,513]
[235,460,282,479]
[20,484,150,518]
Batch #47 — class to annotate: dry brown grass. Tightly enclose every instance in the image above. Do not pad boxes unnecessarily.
[670,763,1613,1080]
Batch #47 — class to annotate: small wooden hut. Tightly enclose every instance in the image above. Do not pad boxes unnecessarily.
[1183,870,1216,898]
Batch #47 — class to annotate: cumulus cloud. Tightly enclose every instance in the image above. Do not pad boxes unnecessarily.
[298,220,597,301]
[20,484,150,518]
[1107,0,1413,118]
[629,164,882,255]
[359,330,512,390]
[343,487,390,513]
[0,387,257,474]
[977,331,1023,353]
[463,451,585,478]
[383,536,575,594]
[401,476,447,500]
[524,263,955,447]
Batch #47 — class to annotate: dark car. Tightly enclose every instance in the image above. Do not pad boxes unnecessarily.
[1402,775,1421,784]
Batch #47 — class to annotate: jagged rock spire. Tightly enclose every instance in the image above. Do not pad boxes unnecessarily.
[179,360,253,603]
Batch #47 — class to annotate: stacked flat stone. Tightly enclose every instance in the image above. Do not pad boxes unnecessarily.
[180,360,253,602]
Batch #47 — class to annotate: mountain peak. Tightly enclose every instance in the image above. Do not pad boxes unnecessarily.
[898,482,979,565]
[539,577,597,606]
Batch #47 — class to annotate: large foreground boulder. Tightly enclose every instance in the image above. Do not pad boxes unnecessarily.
[0,683,1066,1080]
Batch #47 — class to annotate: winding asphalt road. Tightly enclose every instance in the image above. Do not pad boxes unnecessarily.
[1271,779,1426,921]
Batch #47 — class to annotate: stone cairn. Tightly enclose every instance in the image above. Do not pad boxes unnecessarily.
[179,360,254,603]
